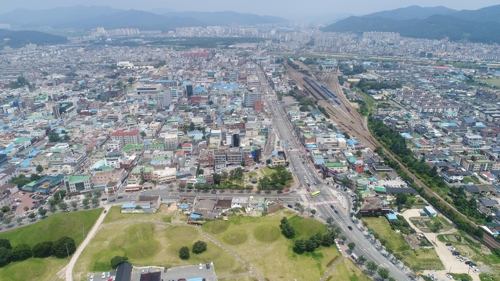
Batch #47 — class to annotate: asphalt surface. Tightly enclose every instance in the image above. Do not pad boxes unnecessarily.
[257,63,414,281]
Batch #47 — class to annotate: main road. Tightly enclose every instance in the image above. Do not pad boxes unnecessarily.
[256,59,413,281]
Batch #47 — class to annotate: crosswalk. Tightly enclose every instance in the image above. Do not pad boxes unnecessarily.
[314,200,338,206]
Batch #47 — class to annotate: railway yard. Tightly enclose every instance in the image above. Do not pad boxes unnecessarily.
[285,61,500,250]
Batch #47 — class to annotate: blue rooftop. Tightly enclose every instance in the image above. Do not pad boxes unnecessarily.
[386,214,398,220]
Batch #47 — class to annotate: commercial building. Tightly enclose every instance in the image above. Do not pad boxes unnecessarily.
[111,129,142,147]
[64,175,92,193]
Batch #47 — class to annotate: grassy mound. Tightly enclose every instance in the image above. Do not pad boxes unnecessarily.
[253,224,280,243]
[223,230,249,245]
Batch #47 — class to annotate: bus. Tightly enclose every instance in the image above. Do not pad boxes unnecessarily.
[311,191,321,197]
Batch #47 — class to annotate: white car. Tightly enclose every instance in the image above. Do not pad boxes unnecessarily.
[90,275,94,281]
[199,263,203,269]
[102,272,106,279]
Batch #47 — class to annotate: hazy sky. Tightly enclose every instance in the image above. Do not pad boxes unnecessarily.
[1,0,499,17]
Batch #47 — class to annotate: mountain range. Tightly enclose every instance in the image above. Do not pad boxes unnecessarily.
[323,4,500,44]
[0,6,288,30]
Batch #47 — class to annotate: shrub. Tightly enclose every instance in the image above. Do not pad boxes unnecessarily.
[110,256,128,269]
[192,241,207,254]
[179,246,190,260]
[9,244,32,262]
[51,236,76,258]
[32,241,53,258]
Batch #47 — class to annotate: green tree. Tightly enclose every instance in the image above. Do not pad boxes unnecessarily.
[0,239,11,250]
[3,218,11,225]
[71,201,77,209]
[16,218,22,224]
[36,165,43,173]
[51,236,76,258]
[1,206,10,213]
[311,209,316,216]
[395,193,407,206]
[192,241,207,254]
[38,207,47,217]
[140,131,146,138]
[58,202,68,211]
[9,244,32,262]
[178,182,186,190]
[356,150,362,157]
[294,239,307,253]
[48,131,61,142]
[28,212,36,220]
[378,267,390,279]
[91,198,99,207]
[189,122,195,131]
[110,256,128,269]
[0,247,10,267]
[82,198,89,207]
[23,206,29,212]
[179,246,190,260]
[348,242,356,251]
[357,255,367,265]
[32,241,54,258]
[280,217,295,239]
[366,261,378,274]
[49,205,57,214]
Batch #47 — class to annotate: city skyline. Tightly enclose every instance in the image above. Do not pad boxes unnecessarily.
[0,0,499,18]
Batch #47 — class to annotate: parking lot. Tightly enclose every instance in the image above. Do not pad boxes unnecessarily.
[131,264,217,281]
[11,192,46,216]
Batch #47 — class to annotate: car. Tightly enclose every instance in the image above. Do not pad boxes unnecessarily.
[465,261,472,265]
[347,226,353,230]
[103,210,107,214]
[330,205,335,209]
[460,258,466,262]
[446,274,453,280]
[110,199,116,202]
[445,242,452,246]
[452,251,460,256]
[199,263,203,269]
[117,196,123,199]
[334,210,339,214]
[89,275,94,281]
[287,204,293,208]
[206,263,210,269]
[102,272,106,278]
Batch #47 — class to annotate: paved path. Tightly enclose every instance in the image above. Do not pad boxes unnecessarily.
[59,205,110,281]
[319,256,346,281]
[217,272,253,279]
[194,226,265,281]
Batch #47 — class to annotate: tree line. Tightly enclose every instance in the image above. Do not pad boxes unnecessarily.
[0,236,76,267]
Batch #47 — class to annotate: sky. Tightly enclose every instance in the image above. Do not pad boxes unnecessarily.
[0,0,499,18]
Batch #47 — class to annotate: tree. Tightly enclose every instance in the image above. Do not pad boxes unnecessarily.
[311,209,316,216]
[340,236,347,242]
[178,182,186,190]
[48,131,61,142]
[49,205,57,214]
[357,255,366,265]
[58,202,68,211]
[110,256,128,269]
[51,236,76,258]
[356,150,362,157]
[38,207,47,217]
[280,217,296,239]
[0,239,11,250]
[82,198,89,207]
[1,206,10,213]
[71,201,77,209]
[0,247,10,267]
[189,122,195,131]
[294,239,307,253]
[366,261,378,274]
[36,165,43,173]
[388,277,396,281]
[91,198,99,207]
[28,213,36,220]
[32,241,53,258]
[3,218,11,225]
[140,131,146,138]
[23,206,29,212]
[9,244,32,262]
[16,218,22,224]
[378,267,390,279]
[179,246,190,260]
[348,242,356,251]
[395,193,408,206]
[192,241,207,254]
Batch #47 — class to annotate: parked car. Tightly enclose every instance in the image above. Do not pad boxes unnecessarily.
[347,226,353,230]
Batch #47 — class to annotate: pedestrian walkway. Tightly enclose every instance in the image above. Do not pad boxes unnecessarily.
[319,256,346,281]
[218,272,253,279]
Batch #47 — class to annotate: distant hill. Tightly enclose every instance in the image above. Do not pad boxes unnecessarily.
[323,15,500,44]
[164,11,288,26]
[363,5,456,20]
[0,29,68,48]
[0,6,288,31]
[452,4,500,23]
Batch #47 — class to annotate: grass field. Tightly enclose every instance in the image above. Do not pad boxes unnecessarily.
[0,257,68,281]
[0,209,102,281]
[327,259,371,281]
[202,212,341,281]
[480,273,500,281]
[0,208,102,247]
[261,167,276,176]
[479,78,500,87]
[363,217,443,271]
[450,273,472,281]
[74,223,245,281]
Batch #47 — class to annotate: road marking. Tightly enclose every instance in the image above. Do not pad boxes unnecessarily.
[314,200,338,206]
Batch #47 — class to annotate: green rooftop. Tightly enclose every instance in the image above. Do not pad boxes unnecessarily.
[324,162,348,167]
[68,175,90,183]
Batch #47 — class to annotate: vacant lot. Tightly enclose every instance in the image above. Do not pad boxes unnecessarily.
[327,259,371,281]
[103,204,176,224]
[202,212,341,281]
[74,223,244,281]
[0,209,102,281]
[363,217,443,271]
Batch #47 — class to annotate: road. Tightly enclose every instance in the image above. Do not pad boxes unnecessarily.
[257,61,413,281]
